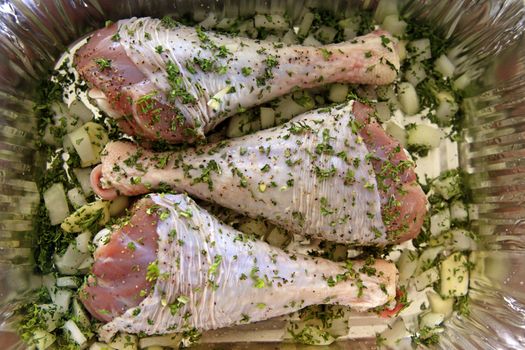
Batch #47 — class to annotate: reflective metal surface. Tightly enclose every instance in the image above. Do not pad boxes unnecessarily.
[0,0,524,348]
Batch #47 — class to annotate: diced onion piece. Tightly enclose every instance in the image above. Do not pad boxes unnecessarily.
[432,173,461,200]
[215,17,236,30]
[356,85,378,100]
[84,122,109,164]
[265,34,281,42]
[408,38,432,61]
[430,208,451,236]
[419,312,445,329]
[33,329,56,350]
[67,126,96,167]
[328,84,349,103]
[331,244,349,261]
[61,200,110,233]
[43,274,57,297]
[453,73,471,90]
[54,289,72,312]
[407,123,442,149]
[109,196,130,217]
[76,231,92,254]
[254,14,288,31]
[199,13,218,29]
[315,25,338,43]
[52,102,82,133]
[72,298,91,330]
[374,0,399,23]
[63,134,75,154]
[375,101,391,122]
[69,99,94,123]
[43,183,70,225]
[440,252,469,297]
[416,246,444,275]
[109,333,138,350]
[283,319,336,345]
[302,34,322,47]
[238,219,269,237]
[427,291,453,318]
[376,84,394,100]
[238,19,257,39]
[398,82,419,115]
[90,343,116,350]
[208,85,232,111]
[275,94,312,124]
[282,29,299,45]
[450,229,477,251]
[382,15,407,36]
[434,54,455,78]
[226,113,254,138]
[397,39,407,61]
[377,84,399,110]
[56,276,81,289]
[77,256,94,273]
[73,168,94,196]
[42,124,58,146]
[139,334,183,348]
[339,17,359,40]
[379,318,411,348]
[266,227,290,248]
[414,267,440,291]
[54,243,89,275]
[405,62,427,86]
[67,187,87,209]
[93,228,112,248]
[63,320,88,347]
[385,120,407,147]
[260,107,276,129]
[298,12,315,37]
[37,304,61,332]
[450,200,468,222]
[397,249,418,284]
[435,91,459,125]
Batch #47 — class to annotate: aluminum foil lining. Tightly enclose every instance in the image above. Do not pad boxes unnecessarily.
[0,0,524,348]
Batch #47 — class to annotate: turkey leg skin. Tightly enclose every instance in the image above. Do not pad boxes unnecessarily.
[80,194,397,341]
[75,17,399,143]
[92,102,427,245]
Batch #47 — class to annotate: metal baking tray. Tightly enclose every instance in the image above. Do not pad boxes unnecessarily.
[0,0,524,348]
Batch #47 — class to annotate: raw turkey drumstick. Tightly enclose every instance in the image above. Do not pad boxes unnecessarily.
[81,193,397,341]
[75,17,399,143]
[91,101,427,245]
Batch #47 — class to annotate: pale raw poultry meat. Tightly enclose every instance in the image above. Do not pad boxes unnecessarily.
[74,17,400,143]
[80,193,397,341]
[91,101,427,245]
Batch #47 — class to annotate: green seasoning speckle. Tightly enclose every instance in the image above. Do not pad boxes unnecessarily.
[256,55,279,87]
[320,48,332,61]
[166,61,196,104]
[241,67,253,76]
[146,260,160,282]
[94,58,111,70]
[250,266,266,289]
[161,16,179,28]
[380,35,393,52]
[169,295,189,315]
[208,254,223,276]
[315,166,336,179]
